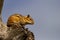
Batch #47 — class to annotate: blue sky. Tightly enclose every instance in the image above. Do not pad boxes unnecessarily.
[2,0,60,40]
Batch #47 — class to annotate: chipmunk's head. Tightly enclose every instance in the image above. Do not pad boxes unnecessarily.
[23,14,34,25]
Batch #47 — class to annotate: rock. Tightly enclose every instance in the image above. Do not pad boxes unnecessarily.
[0,21,35,40]
[0,21,9,40]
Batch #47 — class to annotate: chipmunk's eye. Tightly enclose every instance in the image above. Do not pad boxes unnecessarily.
[30,19,32,20]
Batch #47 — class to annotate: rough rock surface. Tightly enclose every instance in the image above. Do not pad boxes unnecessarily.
[0,21,35,40]
[0,21,8,40]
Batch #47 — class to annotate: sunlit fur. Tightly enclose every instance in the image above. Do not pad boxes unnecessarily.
[7,14,34,27]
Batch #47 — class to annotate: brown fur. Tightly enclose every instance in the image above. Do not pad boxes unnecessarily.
[7,14,34,28]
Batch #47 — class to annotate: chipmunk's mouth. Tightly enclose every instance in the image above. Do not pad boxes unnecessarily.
[28,22,34,25]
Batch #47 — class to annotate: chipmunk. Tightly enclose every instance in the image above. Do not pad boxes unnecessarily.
[7,13,34,28]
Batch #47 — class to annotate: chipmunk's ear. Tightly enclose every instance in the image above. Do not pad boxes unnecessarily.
[27,14,30,18]
[25,14,30,18]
